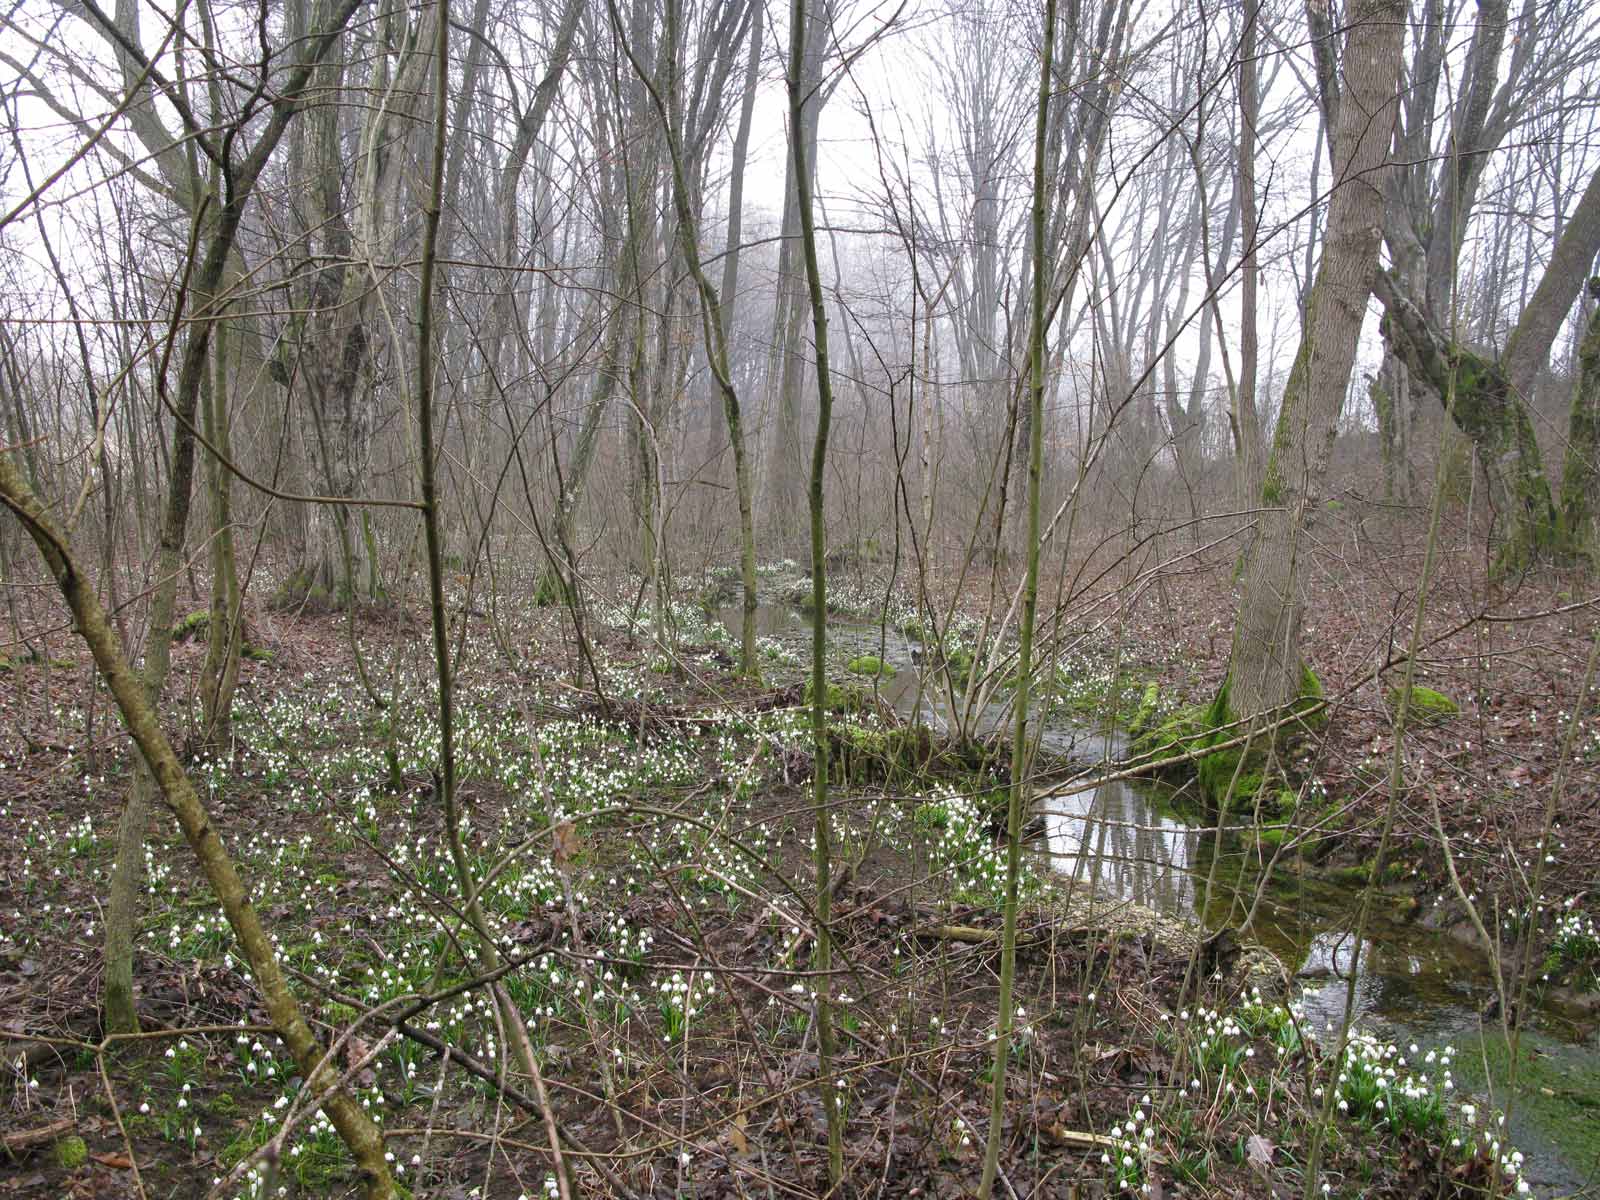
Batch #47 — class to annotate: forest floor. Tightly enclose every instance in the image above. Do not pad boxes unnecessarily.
[1,507,1598,1198]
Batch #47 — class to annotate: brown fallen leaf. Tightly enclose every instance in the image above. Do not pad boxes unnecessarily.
[552,820,580,872]
[91,1153,134,1170]
[728,1112,749,1155]
[345,1036,377,1086]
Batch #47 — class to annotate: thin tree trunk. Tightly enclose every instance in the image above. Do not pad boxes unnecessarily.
[788,0,843,1181]
[978,0,1053,1191]
[1558,278,1600,551]
[614,0,761,675]
[200,316,241,750]
[100,0,367,1037]
[1235,0,1263,507]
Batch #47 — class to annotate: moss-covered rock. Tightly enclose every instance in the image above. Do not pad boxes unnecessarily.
[1133,668,1324,813]
[268,566,340,614]
[532,569,578,608]
[781,578,815,610]
[846,654,895,678]
[1132,702,1212,763]
[1387,683,1458,722]
[828,723,932,784]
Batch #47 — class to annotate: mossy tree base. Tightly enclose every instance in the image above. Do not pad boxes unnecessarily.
[1134,669,1324,814]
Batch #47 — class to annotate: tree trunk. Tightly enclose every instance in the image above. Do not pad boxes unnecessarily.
[1223,0,1403,753]
[200,317,242,750]
[764,0,830,556]
[788,0,843,1180]
[1374,272,1563,571]
[1502,163,1600,404]
[1372,164,1600,570]
[1559,278,1600,552]
[0,452,397,1200]
[979,0,1053,1189]
[618,0,763,675]
[1235,0,1264,508]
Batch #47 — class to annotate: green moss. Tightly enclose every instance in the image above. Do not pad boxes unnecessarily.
[944,646,974,680]
[1327,861,1372,886]
[846,654,895,678]
[829,723,932,784]
[1452,1031,1600,1176]
[1293,664,1327,729]
[1136,669,1322,813]
[241,643,273,662]
[55,1135,88,1170]
[1128,682,1161,736]
[268,566,339,613]
[1246,821,1291,853]
[1132,703,1211,762]
[1387,683,1458,722]
[1197,752,1262,811]
[171,610,210,642]
[803,678,865,714]
[533,568,579,607]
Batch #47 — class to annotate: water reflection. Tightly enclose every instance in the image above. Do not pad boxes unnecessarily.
[1040,777,1196,916]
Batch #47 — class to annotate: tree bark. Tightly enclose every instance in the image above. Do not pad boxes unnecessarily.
[1502,163,1600,404]
[788,0,843,1181]
[1235,0,1264,507]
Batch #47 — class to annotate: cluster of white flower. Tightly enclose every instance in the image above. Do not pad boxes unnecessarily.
[1100,1094,1156,1193]
[656,969,717,1041]
[913,784,1033,905]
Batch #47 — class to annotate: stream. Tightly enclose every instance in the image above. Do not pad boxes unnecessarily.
[719,600,1600,1194]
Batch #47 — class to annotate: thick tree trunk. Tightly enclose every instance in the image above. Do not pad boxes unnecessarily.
[1560,279,1600,553]
[1374,271,1563,571]
[1225,0,1403,742]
